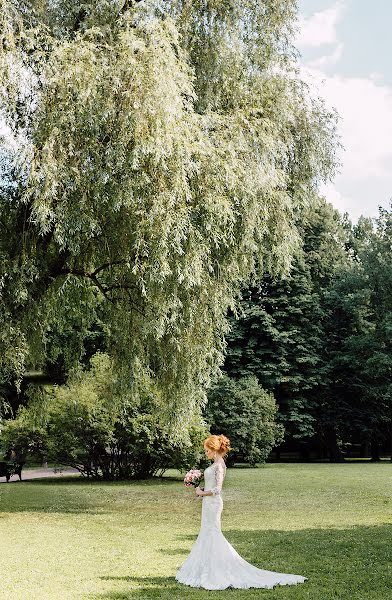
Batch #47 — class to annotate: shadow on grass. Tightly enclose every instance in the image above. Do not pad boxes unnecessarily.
[1,476,83,486]
[156,548,188,556]
[88,524,392,600]
[0,475,185,515]
[7,475,183,486]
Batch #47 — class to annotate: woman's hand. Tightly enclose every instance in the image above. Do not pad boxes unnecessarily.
[195,486,204,496]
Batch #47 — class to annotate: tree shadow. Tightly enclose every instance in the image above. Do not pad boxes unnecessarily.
[0,475,82,486]
[17,474,182,486]
[88,524,392,600]
[156,548,188,556]
[0,474,184,515]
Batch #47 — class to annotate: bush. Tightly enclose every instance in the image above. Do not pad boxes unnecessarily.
[0,413,47,462]
[204,374,284,465]
[0,353,208,479]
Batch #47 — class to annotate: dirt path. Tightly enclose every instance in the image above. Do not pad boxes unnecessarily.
[1,466,80,483]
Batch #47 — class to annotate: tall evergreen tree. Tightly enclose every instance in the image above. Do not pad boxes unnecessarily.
[223,200,349,458]
[320,208,392,460]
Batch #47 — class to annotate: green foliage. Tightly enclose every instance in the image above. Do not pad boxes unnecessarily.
[205,374,284,465]
[225,265,323,441]
[319,207,392,458]
[0,0,338,427]
[0,408,47,461]
[224,201,347,443]
[223,201,392,460]
[1,353,208,478]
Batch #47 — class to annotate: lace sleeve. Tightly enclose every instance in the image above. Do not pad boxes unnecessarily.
[211,461,226,496]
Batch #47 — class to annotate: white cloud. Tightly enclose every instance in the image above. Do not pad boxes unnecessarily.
[296,1,346,48]
[308,42,344,69]
[303,66,392,180]
[296,2,392,219]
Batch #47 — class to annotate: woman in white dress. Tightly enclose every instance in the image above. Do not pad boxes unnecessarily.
[176,434,308,590]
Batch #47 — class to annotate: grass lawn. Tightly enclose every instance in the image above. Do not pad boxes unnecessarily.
[0,462,391,600]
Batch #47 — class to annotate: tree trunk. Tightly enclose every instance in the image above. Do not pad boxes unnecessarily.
[360,440,370,458]
[390,428,392,461]
[370,438,381,462]
[325,429,344,462]
[299,441,310,462]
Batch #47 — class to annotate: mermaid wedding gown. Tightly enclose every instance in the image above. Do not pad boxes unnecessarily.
[176,459,307,590]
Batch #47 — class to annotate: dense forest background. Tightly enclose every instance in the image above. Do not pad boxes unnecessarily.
[0,1,390,475]
[209,200,392,463]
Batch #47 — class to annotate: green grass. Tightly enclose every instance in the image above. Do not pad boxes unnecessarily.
[0,462,391,600]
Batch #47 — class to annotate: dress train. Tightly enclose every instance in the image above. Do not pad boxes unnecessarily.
[176,460,307,591]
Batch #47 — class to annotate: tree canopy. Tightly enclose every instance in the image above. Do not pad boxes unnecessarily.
[0,0,338,429]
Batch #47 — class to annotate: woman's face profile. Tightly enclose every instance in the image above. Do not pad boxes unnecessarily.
[204,446,215,459]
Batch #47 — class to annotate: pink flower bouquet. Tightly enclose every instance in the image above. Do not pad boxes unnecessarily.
[184,468,204,488]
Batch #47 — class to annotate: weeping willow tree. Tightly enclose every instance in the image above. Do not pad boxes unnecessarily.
[0,0,338,428]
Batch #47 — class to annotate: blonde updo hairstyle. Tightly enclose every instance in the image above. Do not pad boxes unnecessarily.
[204,434,231,458]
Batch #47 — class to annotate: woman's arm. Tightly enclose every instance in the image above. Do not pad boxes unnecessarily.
[195,487,213,497]
[196,461,226,496]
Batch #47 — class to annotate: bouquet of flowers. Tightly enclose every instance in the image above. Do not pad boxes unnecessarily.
[183,468,204,488]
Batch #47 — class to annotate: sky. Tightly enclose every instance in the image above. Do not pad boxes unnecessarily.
[296,0,392,221]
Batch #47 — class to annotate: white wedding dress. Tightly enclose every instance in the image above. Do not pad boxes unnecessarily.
[176,459,307,590]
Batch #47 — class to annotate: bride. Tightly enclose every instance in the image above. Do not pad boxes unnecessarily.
[176,434,307,590]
